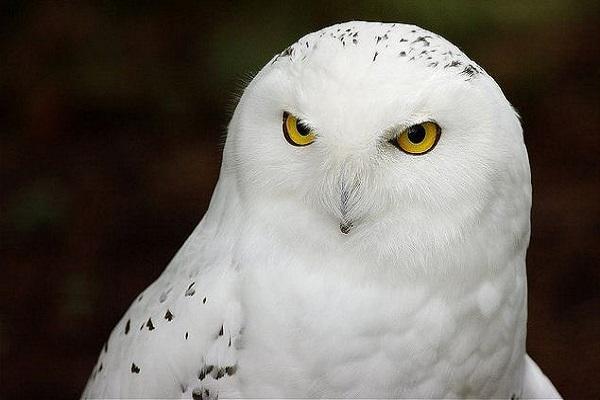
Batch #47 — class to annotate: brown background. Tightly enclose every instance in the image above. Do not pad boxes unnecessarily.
[1,2,598,399]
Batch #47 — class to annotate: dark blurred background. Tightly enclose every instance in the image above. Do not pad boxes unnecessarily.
[1,1,598,399]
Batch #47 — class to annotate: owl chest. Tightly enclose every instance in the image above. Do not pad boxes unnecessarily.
[236,267,525,398]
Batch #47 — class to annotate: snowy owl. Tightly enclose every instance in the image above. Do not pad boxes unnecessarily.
[82,21,561,399]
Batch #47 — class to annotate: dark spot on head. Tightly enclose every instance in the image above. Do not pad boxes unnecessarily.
[412,36,431,46]
[372,51,378,62]
[146,318,155,331]
[165,310,174,321]
[214,368,225,380]
[228,336,232,347]
[226,365,237,376]
[131,363,140,374]
[192,388,203,400]
[125,319,130,334]
[399,38,407,42]
[399,51,406,57]
[203,297,207,304]
[103,341,108,352]
[185,282,196,297]
[218,325,224,336]
[353,39,357,45]
[98,363,103,372]
[137,294,143,302]
[198,366,208,380]
[461,64,480,80]
[185,331,189,340]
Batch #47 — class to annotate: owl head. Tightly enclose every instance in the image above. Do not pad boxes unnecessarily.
[219,21,530,280]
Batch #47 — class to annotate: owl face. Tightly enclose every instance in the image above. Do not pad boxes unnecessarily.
[225,22,530,272]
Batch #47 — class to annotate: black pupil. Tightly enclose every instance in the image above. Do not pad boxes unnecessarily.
[296,120,311,136]
[407,124,426,143]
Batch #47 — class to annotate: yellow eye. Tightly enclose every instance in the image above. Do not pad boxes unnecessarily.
[283,112,316,146]
[394,122,441,155]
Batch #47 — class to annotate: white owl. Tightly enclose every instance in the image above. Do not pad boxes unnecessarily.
[82,21,561,399]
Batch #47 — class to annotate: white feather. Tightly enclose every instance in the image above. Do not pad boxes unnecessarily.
[522,355,562,399]
[82,21,560,399]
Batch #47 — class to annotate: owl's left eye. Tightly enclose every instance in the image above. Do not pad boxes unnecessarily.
[283,112,316,146]
[392,121,441,155]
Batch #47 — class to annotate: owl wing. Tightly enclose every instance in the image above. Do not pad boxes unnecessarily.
[81,223,243,399]
[522,354,561,399]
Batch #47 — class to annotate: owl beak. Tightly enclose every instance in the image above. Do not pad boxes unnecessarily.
[340,221,352,234]
[339,185,353,234]
[332,165,363,235]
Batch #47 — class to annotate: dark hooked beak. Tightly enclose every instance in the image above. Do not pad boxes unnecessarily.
[339,185,352,234]
[340,222,352,234]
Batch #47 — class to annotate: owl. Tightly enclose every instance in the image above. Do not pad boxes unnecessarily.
[82,21,561,399]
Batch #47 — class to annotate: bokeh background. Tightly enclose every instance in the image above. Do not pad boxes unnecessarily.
[1,1,598,399]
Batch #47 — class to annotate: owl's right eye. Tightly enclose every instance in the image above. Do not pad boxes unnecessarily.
[283,112,316,146]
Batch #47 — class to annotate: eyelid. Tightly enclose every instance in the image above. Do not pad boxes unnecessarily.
[283,111,315,129]
[296,116,315,132]
[383,122,415,142]
[386,120,438,139]
[384,124,408,142]
[297,119,314,132]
